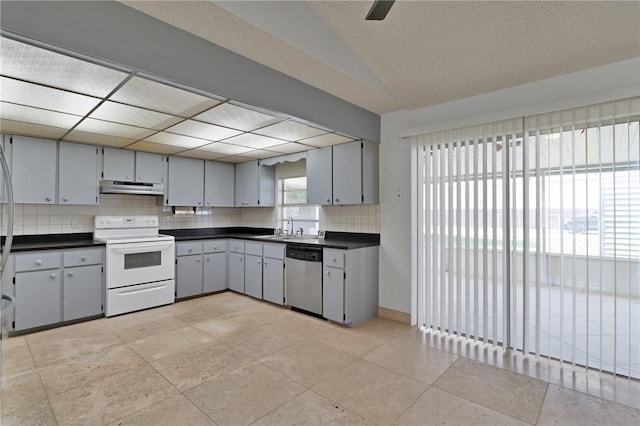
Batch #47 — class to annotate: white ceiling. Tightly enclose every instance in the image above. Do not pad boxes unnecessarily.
[122,0,640,114]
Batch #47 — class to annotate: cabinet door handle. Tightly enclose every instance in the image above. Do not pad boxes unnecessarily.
[264,262,268,266]
[45,197,52,202]
[240,258,243,262]
[196,258,201,263]
[332,258,337,263]
[197,202,202,205]
[138,176,142,181]
[326,271,331,276]
[50,273,56,279]
[125,176,131,180]
[68,272,74,277]
[206,257,210,262]
[35,260,43,266]
[188,248,192,252]
[63,197,69,202]
[81,256,86,261]
[206,202,211,205]
[257,260,261,264]
[335,198,339,203]
[214,246,218,250]
[326,198,331,203]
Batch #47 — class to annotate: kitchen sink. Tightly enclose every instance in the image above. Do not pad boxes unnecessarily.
[254,235,319,243]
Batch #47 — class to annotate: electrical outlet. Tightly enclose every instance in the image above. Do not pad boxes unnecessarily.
[71,216,80,229]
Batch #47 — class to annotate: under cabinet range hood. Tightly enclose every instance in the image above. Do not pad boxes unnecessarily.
[99,180,164,196]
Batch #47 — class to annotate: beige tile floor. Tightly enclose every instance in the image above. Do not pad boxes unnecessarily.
[1,291,639,425]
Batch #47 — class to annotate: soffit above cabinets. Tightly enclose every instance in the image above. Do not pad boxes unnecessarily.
[0,35,358,163]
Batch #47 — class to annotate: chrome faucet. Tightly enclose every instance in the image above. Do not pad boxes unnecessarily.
[288,216,294,235]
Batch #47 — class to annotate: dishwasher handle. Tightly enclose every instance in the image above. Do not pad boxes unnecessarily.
[285,245,322,262]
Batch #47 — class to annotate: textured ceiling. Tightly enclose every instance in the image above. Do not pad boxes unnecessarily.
[122,0,640,114]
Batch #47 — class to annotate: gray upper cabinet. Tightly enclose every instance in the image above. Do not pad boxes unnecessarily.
[332,142,362,205]
[235,160,275,207]
[58,142,99,205]
[8,135,57,204]
[167,156,204,206]
[235,161,257,207]
[308,141,379,206]
[103,148,163,184]
[102,147,135,181]
[306,146,333,205]
[205,161,235,207]
[135,151,163,184]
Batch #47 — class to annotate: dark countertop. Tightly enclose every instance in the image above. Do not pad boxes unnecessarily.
[3,228,380,253]
[5,233,105,253]
[163,228,380,250]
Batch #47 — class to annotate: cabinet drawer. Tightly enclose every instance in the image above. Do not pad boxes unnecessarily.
[323,249,345,269]
[177,241,203,256]
[245,242,262,256]
[204,240,227,253]
[229,240,245,254]
[63,248,103,267]
[263,243,284,260]
[15,252,61,272]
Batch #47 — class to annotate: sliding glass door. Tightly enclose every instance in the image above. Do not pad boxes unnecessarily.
[414,98,639,379]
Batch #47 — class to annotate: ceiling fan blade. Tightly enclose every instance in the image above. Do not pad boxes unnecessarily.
[365,0,395,21]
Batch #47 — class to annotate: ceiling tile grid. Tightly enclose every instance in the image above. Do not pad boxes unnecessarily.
[0,35,360,163]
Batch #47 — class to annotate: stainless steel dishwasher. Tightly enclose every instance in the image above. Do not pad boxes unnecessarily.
[285,245,323,316]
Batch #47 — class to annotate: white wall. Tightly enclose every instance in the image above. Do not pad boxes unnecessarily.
[379,58,640,321]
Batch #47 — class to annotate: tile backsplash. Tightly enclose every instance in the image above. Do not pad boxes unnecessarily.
[4,194,380,235]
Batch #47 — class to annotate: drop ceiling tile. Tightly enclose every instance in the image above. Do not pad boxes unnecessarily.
[89,101,183,130]
[253,120,327,141]
[221,133,286,149]
[0,37,128,98]
[0,102,82,129]
[193,103,282,131]
[197,142,254,155]
[298,133,354,147]
[165,120,242,141]
[63,131,134,148]
[0,77,101,116]
[142,132,210,149]
[174,149,227,160]
[109,76,221,117]
[267,142,310,154]
[126,141,185,155]
[74,118,155,139]
[0,119,68,140]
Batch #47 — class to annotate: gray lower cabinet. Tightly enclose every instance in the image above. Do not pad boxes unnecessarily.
[203,252,226,293]
[15,269,62,330]
[263,244,285,305]
[228,252,245,293]
[176,240,228,298]
[13,247,105,331]
[176,255,204,298]
[263,257,284,305]
[322,247,379,326]
[322,264,344,323]
[63,264,103,321]
[244,254,262,299]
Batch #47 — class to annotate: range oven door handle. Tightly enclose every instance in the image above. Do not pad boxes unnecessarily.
[108,241,175,254]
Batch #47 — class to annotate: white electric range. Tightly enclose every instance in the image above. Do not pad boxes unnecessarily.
[94,215,175,317]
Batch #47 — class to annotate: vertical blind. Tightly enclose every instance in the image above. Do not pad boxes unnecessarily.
[413,97,640,379]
